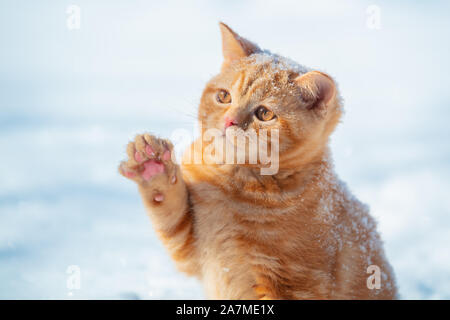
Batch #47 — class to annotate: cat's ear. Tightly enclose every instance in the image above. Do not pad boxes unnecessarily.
[219,22,260,70]
[295,71,336,115]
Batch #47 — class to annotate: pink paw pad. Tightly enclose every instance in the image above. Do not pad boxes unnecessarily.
[142,160,165,181]
[163,150,171,161]
[124,170,136,178]
[145,145,155,157]
[153,193,164,202]
[134,151,144,163]
[120,164,136,178]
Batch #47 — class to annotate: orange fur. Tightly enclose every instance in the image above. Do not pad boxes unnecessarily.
[119,23,397,299]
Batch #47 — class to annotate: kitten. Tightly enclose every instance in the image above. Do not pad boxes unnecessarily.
[119,23,398,299]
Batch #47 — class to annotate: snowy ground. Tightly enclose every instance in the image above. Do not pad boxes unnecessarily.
[1,0,449,299]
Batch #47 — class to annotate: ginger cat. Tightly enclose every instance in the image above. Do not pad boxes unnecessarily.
[119,23,398,299]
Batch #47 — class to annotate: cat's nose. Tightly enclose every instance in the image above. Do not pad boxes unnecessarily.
[224,116,237,129]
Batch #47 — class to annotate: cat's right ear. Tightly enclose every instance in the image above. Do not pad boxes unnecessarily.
[219,22,260,71]
[295,71,337,116]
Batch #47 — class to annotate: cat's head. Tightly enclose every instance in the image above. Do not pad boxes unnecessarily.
[198,23,342,170]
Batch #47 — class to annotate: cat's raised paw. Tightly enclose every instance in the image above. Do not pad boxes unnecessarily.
[119,134,176,184]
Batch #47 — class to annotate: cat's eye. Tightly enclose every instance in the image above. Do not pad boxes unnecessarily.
[216,89,231,104]
[255,106,276,122]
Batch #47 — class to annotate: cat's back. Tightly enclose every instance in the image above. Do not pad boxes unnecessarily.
[315,177,398,299]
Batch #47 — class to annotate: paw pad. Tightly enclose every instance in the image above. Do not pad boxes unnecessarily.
[145,145,155,157]
[142,160,165,181]
[153,193,164,202]
[135,151,144,163]
[120,134,176,185]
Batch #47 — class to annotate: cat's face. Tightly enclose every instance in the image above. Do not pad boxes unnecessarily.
[198,23,342,168]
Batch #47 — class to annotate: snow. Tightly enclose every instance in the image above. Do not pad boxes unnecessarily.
[1,0,449,299]
[248,52,309,75]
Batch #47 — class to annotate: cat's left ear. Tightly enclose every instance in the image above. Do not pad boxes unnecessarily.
[219,22,260,71]
[295,71,336,115]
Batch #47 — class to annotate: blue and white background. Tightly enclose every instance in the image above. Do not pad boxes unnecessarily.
[1,0,449,299]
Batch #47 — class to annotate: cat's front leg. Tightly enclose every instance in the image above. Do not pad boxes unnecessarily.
[119,133,199,276]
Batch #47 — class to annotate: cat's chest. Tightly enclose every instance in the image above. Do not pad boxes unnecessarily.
[196,216,268,299]
[190,187,284,298]
[187,179,337,299]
